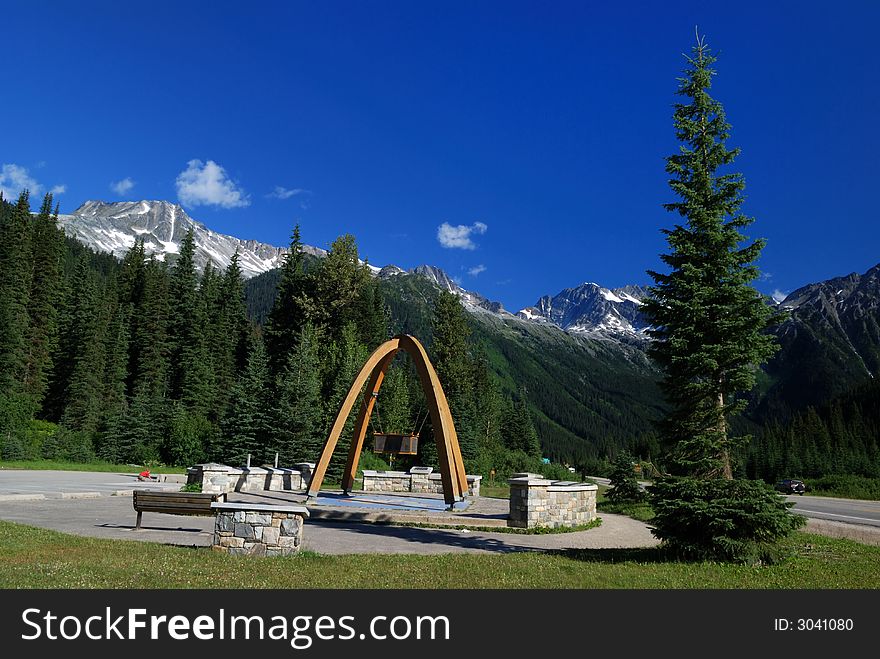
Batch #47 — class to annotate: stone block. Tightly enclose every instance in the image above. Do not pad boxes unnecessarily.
[245,513,273,525]
[280,517,302,536]
[245,542,266,556]
[262,527,280,546]
[278,535,299,548]
[217,514,235,533]
[234,523,255,539]
[220,536,245,548]
[233,511,246,522]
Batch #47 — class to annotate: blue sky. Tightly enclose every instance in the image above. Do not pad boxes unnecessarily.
[2,1,878,311]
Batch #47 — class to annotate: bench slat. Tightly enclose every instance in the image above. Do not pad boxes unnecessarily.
[133,491,221,528]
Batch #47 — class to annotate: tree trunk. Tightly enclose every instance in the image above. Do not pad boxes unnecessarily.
[718,391,733,479]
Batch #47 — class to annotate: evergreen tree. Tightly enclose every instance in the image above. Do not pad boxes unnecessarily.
[265,227,312,375]
[606,451,647,503]
[24,194,64,410]
[117,239,146,396]
[643,33,802,563]
[376,361,412,436]
[430,290,477,464]
[642,33,779,479]
[166,403,210,467]
[97,299,130,462]
[502,395,541,459]
[57,257,107,433]
[220,337,273,465]
[311,234,372,342]
[204,252,250,422]
[273,323,324,465]
[131,256,170,402]
[0,192,35,454]
[322,322,369,479]
[0,192,33,397]
[354,276,389,350]
[167,228,199,399]
[472,351,503,456]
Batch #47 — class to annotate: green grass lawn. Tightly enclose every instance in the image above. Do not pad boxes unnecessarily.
[0,520,876,589]
[479,483,510,499]
[0,460,187,474]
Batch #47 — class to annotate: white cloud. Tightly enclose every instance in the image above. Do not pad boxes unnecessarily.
[267,185,308,200]
[771,289,788,304]
[467,264,487,276]
[437,221,488,250]
[175,159,250,208]
[111,177,135,196]
[49,184,66,195]
[0,163,42,199]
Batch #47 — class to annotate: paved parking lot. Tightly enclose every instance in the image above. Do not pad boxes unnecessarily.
[0,469,659,554]
[0,469,182,499]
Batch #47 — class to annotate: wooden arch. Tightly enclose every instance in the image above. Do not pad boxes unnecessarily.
[307,334,468,505]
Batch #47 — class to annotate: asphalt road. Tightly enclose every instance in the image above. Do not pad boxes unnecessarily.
[787,494,880,529]
[588,475,880,529]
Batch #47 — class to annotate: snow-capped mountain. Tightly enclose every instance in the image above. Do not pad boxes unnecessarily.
[517,283,649,335]
[408,265,506,314]
[58,200,327,278]
[58,199,648,338]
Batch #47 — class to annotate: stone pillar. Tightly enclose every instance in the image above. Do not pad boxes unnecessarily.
[508,476,597,528]
[508,476,551,528]
[294,463,315,488]
[197,463,241,495]
[211,502,309,556]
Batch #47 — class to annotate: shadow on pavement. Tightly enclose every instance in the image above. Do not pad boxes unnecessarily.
[312,520,536,554]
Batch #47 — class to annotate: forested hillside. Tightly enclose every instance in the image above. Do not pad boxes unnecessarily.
[3,191,877,483]
[0,193,554,479]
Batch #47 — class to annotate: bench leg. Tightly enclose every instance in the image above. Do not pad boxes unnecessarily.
[135,511,143,530]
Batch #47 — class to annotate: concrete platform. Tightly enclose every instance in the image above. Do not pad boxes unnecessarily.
[0,483,659,554]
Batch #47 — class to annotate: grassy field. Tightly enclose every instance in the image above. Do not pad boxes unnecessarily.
[0,460,187,474]
[0,520,877,589]
[479,483,510,499]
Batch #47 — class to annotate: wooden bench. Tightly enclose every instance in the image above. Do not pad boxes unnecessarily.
[132,491,224,530]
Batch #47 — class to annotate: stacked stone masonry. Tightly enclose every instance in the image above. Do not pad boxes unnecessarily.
[508,474,597,528]
[361,469,481,497]
[211,503,308,556]
[188,463,314,496]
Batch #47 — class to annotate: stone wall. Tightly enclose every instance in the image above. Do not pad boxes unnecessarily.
[362,469,482,497]
[211,502,308,556]
[508,474,597,529]
[189,463,312,496]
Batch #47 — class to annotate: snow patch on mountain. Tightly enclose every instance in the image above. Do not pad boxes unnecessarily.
[58,200,326,279]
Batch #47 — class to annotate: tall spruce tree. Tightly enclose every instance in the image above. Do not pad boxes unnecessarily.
[265,226,312,376]
[643,33,802,562]
[220,336,273,466]
[642,33,779,479]
[24,194,64,410]
[59,259,108,434]
[311,234,373,342]
[273,323,324,465]
[168,228,204,404]
[97,298,130,462]
[430,290,477,464]
[0,192,35,455]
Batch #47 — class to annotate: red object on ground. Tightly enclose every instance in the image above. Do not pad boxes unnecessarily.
[139,470,150,478]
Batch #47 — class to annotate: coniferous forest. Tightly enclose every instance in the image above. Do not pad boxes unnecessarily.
[0,191,549,480]
[1,190,878,484]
